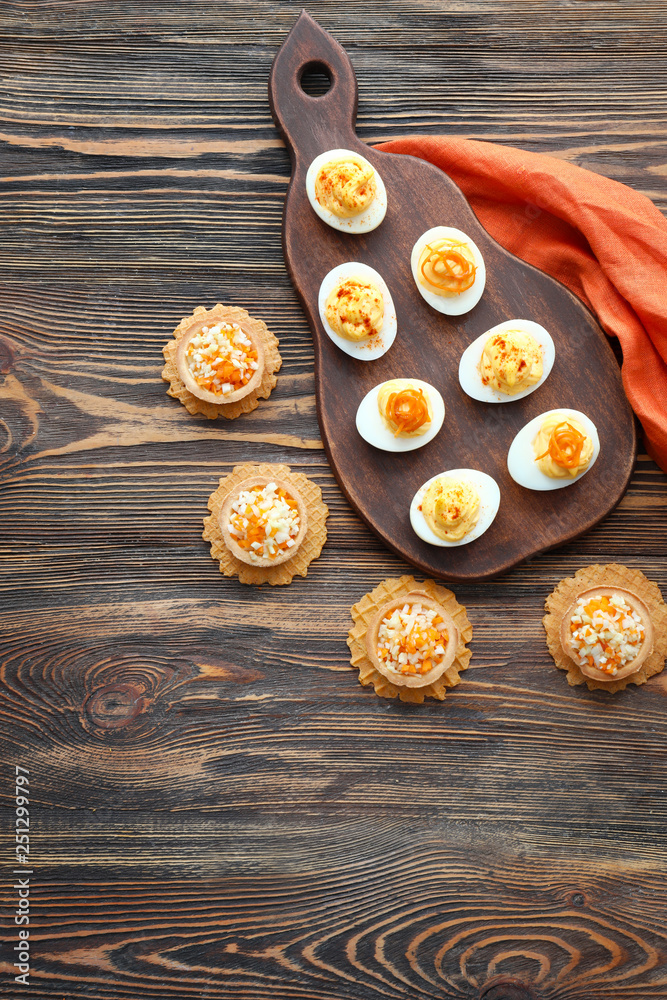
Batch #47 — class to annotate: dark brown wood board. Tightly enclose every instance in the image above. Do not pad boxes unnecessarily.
[1,3,667,1000]
[269,12,636,582]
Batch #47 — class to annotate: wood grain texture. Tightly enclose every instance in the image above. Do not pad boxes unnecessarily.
[1,2,666,999]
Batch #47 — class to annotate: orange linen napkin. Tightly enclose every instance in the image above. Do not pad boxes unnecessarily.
[377,136,667,473]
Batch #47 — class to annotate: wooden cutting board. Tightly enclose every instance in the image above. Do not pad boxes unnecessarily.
[268,11,635,582]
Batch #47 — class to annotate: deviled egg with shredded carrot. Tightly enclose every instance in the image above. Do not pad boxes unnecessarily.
[356,378,445,452]
[411,226,486,315]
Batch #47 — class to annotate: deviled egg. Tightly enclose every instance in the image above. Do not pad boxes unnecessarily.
[458,320,555,403]
[318,262,397,361]
[306,149,387,233]
[411,226,486,315]
[507,408,600,491]
[356,378,445,452]
[410,468,500,547]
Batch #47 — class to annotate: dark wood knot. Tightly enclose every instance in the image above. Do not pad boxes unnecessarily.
[84,682,149,730]
[0,337,15,374]
[480,978,538,1000]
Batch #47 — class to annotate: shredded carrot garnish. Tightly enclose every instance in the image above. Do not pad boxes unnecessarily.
[536,421,587,469]
[385,387,430,435]
[420,240,476,293]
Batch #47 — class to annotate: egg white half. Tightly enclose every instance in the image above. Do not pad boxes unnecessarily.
[411,226,486,316]
[507,408,600,491]
[305,148,387,234]
[410,468,501,547]
[355,379,445,453]
[458,319,555,404]
[318,261,397,361]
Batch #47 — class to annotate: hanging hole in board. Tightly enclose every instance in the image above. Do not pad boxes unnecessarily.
[300,61,332,97]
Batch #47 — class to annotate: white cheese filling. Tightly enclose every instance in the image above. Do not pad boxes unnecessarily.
[228,482,300,562]
[376,603,449,676]
[569,594,645,675]
[186,322,258,394]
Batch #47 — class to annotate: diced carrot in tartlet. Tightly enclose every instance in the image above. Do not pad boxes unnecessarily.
[366,593,459,690]
[162,303,281,420]
[560,586,653,682]
[347,576,472,703]
[543,563,667,693]
[220,475,308,569]
[203,464,328,587]
[176,318,265,405]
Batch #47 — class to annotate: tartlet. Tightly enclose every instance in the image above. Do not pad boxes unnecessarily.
[162,303,281,419]
[220,474,308,569]
[203,463,328,586]
[544,563,667,692]
[348,575,473,703]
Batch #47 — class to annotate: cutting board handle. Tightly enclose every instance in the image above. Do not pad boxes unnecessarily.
[268,10,360,163]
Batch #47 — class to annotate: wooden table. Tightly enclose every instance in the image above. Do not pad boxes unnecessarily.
[1,4,666,999]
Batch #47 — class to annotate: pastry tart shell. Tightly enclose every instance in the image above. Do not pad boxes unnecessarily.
[203,464,327,586]
[162,303,281,419]
[219,475,308,569]
[348,575,472,703]
[544,563,667,692]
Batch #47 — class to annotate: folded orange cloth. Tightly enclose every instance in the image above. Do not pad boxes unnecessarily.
[377,136,667,472]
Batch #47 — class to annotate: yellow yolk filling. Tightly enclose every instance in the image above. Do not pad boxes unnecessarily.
[418,238,476,297]
[568,594,646,676]
[227,483,300,562]
[186,322,259,395]
[421,477,480,542]
[479,330,543,395]
[376,603,449,676]
[377,380,433,437]
[315,157,377,218]
[533,414,593,479]
[325,277,384,342]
